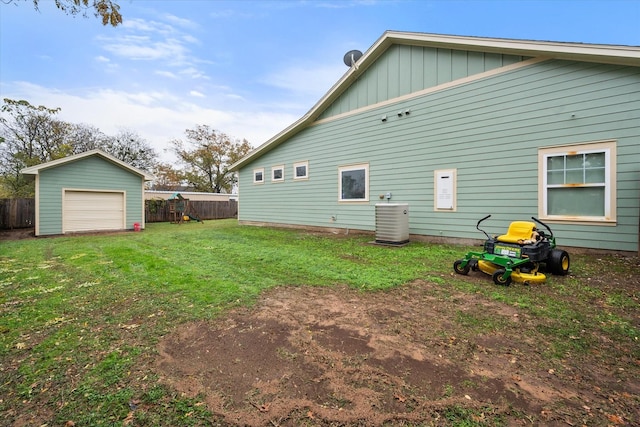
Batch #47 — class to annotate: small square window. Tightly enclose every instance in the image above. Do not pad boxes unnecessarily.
[253,168,264,184]
[293,161,309,180]
[272,165,284,182]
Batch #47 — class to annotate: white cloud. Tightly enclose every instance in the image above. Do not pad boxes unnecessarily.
[189,90,205,98]
[121,18,176,35]
[94,55,119,72]
[225,93,246,101]
[179,67,209,80]
[95,16,208,82]
[99,35,189,63]
[181,34,200,45]
[155,70,178,79]
[163,14,199,30]
[263,62,346,99]
[209,9,240,19]
[2,81,298,162]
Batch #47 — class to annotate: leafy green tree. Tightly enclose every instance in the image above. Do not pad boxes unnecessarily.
[172,125,251,193]
[150,163,184,191]
[0,99,159,197]
[0,99,70,196]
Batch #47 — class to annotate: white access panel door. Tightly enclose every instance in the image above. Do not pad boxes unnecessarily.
[436,170,454,210]
[63,190,125,233]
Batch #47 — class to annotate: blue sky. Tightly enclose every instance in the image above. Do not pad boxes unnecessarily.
[1,0,639,163]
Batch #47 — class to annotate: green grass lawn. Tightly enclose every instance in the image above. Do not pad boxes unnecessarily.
[1,220,638,426]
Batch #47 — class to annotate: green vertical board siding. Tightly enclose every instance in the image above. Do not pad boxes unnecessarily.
[387,46,401,99]
[451,50,468,80]
[37,156,144,235]
[424,47,439,88]
[437,49,453,84]
[467,51,485,75]
[319,45,528,120]
[410,46,425,93]
[239,59,640,251]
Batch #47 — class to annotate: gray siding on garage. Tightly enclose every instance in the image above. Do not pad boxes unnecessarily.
[238,58,640,251]
[37,156,144,235]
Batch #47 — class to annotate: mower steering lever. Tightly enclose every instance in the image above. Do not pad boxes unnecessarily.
[531,216,554,239]
[476,215,492,240]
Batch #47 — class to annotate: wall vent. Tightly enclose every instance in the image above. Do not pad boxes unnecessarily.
[375,203,409,245]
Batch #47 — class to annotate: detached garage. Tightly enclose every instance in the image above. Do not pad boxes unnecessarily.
[21,149,154,236]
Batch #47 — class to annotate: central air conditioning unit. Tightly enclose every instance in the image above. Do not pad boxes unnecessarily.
[375,203,409,245]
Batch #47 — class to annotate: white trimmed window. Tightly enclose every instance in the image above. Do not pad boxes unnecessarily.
[539,140,616,222]
[293,161,309,180]
[339,163,369,202]
[253,168,264,184]
[272,165,284,182]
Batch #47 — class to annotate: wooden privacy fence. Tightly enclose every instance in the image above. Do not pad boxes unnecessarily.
[145,199,238,223]
[0,198,35,230]
[0,198,237,229]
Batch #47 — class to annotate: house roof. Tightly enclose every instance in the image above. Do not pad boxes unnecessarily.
[229,31,640,171]
[21,149,155,180]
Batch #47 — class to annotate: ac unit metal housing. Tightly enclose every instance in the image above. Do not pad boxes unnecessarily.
[375,203,409,245]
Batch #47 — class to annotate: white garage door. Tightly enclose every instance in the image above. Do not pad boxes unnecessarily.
[63,190,125,233]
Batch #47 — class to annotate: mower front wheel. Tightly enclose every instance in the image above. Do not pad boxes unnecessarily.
[453,260,470,275]
[492,269,512,286]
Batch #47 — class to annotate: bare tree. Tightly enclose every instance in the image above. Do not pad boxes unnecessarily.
[66,123,109,154]
[103,129,158,171]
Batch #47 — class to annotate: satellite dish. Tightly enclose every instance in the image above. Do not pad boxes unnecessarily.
[343,49,363,67]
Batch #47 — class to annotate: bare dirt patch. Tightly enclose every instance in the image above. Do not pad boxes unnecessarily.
[0,228,35,241]
[156,279,639,426]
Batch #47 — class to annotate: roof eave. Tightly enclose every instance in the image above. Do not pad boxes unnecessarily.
[20,149,155,181]
[387,31,640,66]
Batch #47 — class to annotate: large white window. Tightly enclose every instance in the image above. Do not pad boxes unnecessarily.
[339,163,369,202]
[293,161,309,180]
[539,140,616,222]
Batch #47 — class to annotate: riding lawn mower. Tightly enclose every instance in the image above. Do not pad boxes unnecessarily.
[453,215,570,286]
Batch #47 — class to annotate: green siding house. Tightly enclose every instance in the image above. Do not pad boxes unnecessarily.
[230,31,640,252]
[21,149,154,236]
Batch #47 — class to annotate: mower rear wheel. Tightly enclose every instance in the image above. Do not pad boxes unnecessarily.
[453,260,470,275]
[548,249,570,276]
[492,269,512,286]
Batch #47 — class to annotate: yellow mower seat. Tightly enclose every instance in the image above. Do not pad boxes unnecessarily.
[497,221,536,244]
